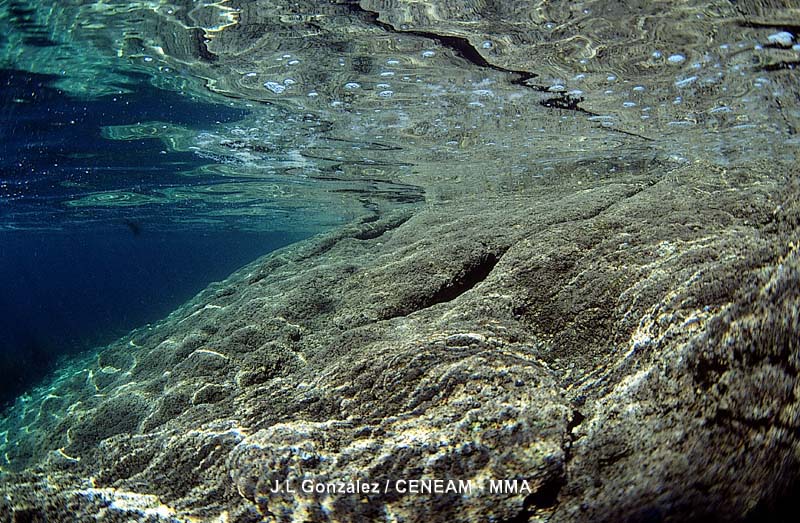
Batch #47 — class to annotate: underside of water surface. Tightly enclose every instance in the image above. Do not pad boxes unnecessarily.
[0,1,799,522]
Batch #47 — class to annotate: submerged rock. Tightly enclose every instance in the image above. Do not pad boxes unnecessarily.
[1,160,797,522]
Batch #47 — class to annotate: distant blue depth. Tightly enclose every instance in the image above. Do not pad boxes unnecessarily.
[0,69,310,407]
[0,228,301,406]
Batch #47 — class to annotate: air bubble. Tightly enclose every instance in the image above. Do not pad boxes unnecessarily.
[674,76,698,88]
[767,31,793,46]
[264,81,286,94]
[668,54,686,63]
[422,50,435,58]
[344,82,361,89]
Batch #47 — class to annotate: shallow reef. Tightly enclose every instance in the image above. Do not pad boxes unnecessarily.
[1,159,798,522]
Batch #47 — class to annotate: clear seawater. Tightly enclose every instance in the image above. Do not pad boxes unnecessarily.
[0,0,797,414]
[0,227,305,403]
[0,68,314,405]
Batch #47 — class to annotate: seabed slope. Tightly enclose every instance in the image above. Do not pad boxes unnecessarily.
[1,160,798,522]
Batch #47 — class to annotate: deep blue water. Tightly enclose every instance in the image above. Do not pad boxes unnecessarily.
[0,69,311,407]
[0,229,302,405]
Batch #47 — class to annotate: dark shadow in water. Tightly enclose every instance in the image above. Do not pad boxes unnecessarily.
[123,219,142,236]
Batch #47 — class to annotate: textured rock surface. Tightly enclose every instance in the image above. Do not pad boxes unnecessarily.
[1,160,798,522]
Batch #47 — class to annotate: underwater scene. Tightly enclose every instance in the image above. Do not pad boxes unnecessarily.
[0,0,798,521]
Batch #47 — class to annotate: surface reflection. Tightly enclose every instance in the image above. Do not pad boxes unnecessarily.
[1,0,798,229]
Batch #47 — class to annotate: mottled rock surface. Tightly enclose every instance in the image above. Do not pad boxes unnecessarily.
[1,160,798,522]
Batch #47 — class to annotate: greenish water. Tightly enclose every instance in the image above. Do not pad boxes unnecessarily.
[4,0,798,215]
